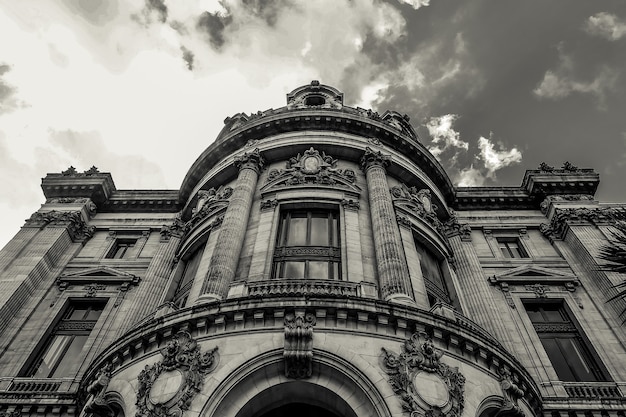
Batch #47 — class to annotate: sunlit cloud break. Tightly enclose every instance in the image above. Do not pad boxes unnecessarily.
[477,135,522,178]
[425,114,469,159]
[584,12,626,41]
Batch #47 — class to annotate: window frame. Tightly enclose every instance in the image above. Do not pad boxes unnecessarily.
[496,237,528,259]
[523,300,609,382]
[105,238,138,259]
[21,299,108,378]
[272,207,342,280]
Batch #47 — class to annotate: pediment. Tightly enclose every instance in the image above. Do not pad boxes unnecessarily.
[489,265,578,284]
[58,266,139,286]
[261,147,361,195]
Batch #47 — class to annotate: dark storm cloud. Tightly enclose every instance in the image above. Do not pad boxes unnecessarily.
[240,0,295,27]
[181,46,194,71]
[0,64,19,114]
[196,10,233,50]
[145,0,168,23]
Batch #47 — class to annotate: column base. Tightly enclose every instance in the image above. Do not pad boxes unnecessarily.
[194,293,223,305]
[385,293,417,307]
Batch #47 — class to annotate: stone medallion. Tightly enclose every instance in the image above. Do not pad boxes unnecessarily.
[135,331,219,417]
[380,332,465,417]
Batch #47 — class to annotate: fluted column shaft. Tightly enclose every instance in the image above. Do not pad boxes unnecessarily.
[361,148,414,304]
[197,149,264,303]
[447,234,512,346]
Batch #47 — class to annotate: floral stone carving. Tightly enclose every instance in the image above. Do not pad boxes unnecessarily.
[381,332,465,417]
[284,312,316,379]
[136,331,219,417]
[264,147,357,189]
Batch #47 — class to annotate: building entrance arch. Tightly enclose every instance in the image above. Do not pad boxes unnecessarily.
[201,349,390,417]
[235,381,356,417]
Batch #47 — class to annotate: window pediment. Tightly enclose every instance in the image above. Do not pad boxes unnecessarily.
[261,147,360,195]
[58,266,140,288]
[488,265,578,285]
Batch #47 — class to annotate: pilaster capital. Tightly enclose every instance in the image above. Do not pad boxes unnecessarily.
[360,147,390,172]
[234,148,265,173]
[24,210,95,242]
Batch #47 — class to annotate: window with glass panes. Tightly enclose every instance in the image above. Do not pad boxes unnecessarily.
[23,300,106,377]
[496,237,528,258]
[414,238,450,306]
[273,209,340,279]
[172,242,205,308]
[524,302,607,381]
[105,239,137,259]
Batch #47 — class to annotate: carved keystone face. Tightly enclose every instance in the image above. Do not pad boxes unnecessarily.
[413,371,449,408]
[149,369,184,405]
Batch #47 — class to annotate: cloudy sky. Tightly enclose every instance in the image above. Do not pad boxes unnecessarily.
[1,0,625,250]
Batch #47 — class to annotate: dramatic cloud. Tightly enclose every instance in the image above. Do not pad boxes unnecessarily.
[425,114,469,161]
[180,46,194,70]
[584,12,626,41]
[456,166,485,187]
[0,64,19,114]
[477,135,522,178]
[533,45,618,108]
[398,0,430,10]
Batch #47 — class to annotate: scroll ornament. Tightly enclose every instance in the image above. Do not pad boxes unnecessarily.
[136,331,219,417]
[381,332,465,417]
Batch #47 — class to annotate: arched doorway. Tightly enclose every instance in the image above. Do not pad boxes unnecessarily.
[235,381,358,417]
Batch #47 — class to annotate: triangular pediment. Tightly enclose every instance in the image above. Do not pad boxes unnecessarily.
[489,265,577,284]
[58,266,140,287]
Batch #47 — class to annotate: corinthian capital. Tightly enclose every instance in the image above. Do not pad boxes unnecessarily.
[234,148,265,173]
[360,147,390,172]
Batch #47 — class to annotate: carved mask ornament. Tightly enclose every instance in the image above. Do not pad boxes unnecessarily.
[135,331,219,417]
[381,332,465,417]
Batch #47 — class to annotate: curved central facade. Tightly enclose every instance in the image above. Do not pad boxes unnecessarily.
[1,81,625,417]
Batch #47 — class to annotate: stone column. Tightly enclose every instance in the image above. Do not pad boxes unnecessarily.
[196,149,264,303]
[360,147,414,304]
[446,230,513,347]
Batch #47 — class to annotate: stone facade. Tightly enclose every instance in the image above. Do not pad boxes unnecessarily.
[0,82,625,417]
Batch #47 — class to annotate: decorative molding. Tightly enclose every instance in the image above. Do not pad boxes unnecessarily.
[284,311,316,379]
[83,363,113,416]
[524,284,547,298]
[135,331,219,417]
[260,199,278,211]
[497,367,525,417]
[367,137,382,146]
[340,198,360,211]
[56,266,141,307]
[380,331,465,417]
[539,194,594,214]
[248,279,359,298]
[24,210,95,242]
[390,183,447,236]
[360,147,390,172]
[540,206,626,242]
[444,211,471,242]
[0,411,21,417]
[564,282,583,309]
[234,148,265,173]
[262,147,358,193]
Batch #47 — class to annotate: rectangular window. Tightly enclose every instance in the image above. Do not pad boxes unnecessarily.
[106,239,137,259]
[497,237,528,258]
[524,302,607,382]
[23,300,106,377]
[273,209,341,279]
[172,242,206,308]
[414,238,450,306]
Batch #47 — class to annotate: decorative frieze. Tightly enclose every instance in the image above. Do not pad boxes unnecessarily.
[380,332,465,417]
[24,210,95,242]
[284,312,316,379]
[264,147,357,189]
[55,266,141,307]
[539,194,595,214]
[540,206,626,242]
[83,363,113,416]
[443,211,471,242]
[260,198,278,211]
[247,279,359,298]
[135,331,219,417]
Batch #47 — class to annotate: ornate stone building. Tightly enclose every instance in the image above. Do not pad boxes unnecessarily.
[0,81,625,417]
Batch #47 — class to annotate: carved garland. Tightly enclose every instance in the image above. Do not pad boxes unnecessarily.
[136,331,219,417]
[381,332,465,417]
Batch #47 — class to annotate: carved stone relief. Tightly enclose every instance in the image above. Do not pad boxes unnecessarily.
[496,367,526,417]
[83,363,113,417]
[380,332,465,417]
[540,206,626,242]
[136,331,219,417]
[24,210,95,242]
[263,147,358,192]
[284,311,316,379]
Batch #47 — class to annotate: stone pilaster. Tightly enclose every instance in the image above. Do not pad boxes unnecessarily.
[115,233,181,337]
[196,149,264,303]
[447,232,512,347]
[360,147,414,304]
